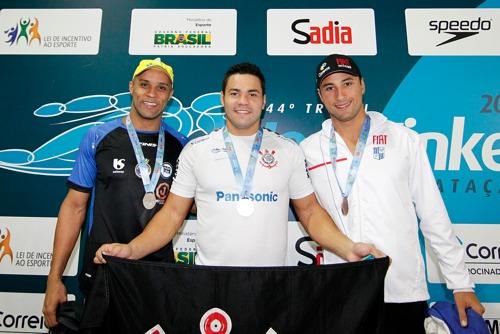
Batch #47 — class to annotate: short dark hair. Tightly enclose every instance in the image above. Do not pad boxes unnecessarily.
[221,62,266,94]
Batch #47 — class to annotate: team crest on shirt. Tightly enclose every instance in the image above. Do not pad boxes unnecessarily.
[161,162,173,179]
[372,134,387,160]
[372,134,388,145]
[259,149,278,169]
[135,159,152,178]
[373,147,385,160]
[155,182,170,203]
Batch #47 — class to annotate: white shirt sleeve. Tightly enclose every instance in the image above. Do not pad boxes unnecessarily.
[170,143,197,199]
[409,133,474,290]
[288,142,314,200]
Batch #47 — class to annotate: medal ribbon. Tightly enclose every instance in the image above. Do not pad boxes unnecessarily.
[329,115,370,202]
[223,127,263,199]
[125,115,165,194]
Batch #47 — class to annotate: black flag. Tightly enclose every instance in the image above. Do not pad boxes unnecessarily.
[81,256,389,333]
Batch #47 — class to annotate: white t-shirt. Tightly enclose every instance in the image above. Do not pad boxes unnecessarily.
[171,128,313,266]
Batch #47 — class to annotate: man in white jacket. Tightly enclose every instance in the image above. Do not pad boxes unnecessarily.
[300,54,484,333]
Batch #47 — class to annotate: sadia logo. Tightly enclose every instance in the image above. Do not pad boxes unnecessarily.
[295,236,323,266]
[3,17,41,46]
[267,9,376,56]
[429,17,491,46]
[0,227,13,264]
[291,19,352,45]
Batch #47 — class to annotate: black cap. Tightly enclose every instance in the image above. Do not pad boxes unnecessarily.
[316,54,362,88]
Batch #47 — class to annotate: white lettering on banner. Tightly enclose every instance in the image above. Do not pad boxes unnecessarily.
[0,217,79,276]
[0,9,102,55]
[0,293,75,333]
[405,8,500,55]
[267,105,498,173]
[426,224,500,284]
[267,9,377,55]
[404,117,499,171]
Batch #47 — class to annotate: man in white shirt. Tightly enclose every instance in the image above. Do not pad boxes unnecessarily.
[300,54,484,333]
[94,62,383,267]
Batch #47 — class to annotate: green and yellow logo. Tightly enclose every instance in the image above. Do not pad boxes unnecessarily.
[154,33,212,45]
[175,250,196,265]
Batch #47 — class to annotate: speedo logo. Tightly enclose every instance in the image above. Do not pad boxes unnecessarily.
[216,191,279,202]
[429,17,491,46]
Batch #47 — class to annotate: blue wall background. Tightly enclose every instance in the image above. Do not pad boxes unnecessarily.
[0,0,498,322]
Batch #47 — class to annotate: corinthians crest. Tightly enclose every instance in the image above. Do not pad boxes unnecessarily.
[259,149,278,169]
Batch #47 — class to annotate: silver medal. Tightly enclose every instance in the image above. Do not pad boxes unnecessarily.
[236,198,254,217]
[143,192,157,209]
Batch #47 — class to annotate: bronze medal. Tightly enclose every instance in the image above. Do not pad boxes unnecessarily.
[341,197,349,216]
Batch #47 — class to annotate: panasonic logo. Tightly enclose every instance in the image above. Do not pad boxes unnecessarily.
[215,191,279,202]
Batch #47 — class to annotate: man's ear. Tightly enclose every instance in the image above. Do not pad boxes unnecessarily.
[220,91,225,107]
[317,88,325,104]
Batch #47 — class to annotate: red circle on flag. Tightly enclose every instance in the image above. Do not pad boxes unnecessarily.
[200,308,232,334]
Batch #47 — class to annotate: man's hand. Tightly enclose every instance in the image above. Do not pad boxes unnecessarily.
[345,242,386,262]
[94,243,133,264]
[42,278,67,328]
[454,291,485,327]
